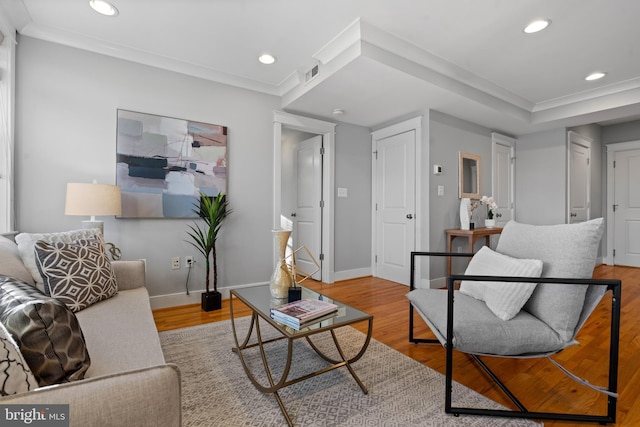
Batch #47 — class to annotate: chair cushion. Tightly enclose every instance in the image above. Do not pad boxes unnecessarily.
[496,218,604,341]
[15,229,102,294]
[407,288,567,356]
[0,276,91,386]
[34,237,118,312]
[0,321,38,395]
[460,246,543,320]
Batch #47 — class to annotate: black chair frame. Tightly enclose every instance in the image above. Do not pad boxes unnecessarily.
[409,251,622,424]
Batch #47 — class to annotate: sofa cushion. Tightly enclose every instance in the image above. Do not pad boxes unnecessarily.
[460,246,543,321]
[495,218,604,341]
[34,237,118,312]
[15,229,101,294]
[75,287,166,378]
[0,236,35,286]
[0,321,38,395]
[0,276,91,386]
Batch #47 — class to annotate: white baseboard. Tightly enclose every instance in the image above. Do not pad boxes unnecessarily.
[334,267,372,282]
[149,280,268,310]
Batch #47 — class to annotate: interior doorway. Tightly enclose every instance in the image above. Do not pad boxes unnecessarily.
[606,140,640,268]
[371,117,422,286]
[282,131,323,280]
[273,111,336,283]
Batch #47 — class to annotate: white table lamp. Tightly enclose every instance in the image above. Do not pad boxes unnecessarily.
[65,181,122,235]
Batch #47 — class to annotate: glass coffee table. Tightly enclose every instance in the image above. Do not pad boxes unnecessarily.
[230,285,373,427]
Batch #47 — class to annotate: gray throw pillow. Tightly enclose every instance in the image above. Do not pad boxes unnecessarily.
[495,218,604,341]
[0,276,91,386]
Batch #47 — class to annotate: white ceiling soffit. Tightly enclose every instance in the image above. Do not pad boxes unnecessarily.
[4,1,640,135]
[280,20,640,134]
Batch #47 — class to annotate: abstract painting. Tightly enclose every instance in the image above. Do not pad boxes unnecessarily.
[116,110,227,218]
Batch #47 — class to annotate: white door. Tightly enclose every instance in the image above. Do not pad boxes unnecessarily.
[292,135,323,280]
[567,131,591,224]
[492,133,515,226]
[374,130,415,285]
[613,148,640,267]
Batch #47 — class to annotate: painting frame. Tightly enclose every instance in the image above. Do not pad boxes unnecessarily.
[116,109,227,218]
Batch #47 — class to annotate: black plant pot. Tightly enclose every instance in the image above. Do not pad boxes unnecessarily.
[201,291,222,312]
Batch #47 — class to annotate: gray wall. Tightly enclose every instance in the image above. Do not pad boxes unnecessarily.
[334,122,372,274]
[14,36,372,302]
[429,111,493,278]
[516,125,604,226]
[602,119,640,144]
[515,128,567,224]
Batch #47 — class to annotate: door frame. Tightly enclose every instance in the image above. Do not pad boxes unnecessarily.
[567,131,592,224]
[273,111,336,283]
[371,116,422,284]
[605,139,640,265]
[491,132,516,225]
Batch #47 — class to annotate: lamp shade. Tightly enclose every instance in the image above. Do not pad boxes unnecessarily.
[65,183,122,217]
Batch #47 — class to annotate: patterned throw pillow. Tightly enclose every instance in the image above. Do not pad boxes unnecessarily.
[15,228,102,294]
[0,322,38,395]
[0,276,91,386]
[34,237,118,312]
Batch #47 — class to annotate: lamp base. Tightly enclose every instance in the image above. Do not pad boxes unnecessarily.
[81,220,104,235]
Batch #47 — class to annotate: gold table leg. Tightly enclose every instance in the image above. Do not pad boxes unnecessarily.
[230,294,373,427]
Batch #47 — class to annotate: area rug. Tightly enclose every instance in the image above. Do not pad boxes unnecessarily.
[160,317,539,426]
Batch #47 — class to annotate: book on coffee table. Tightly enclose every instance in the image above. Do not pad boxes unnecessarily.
[270,298,338,328]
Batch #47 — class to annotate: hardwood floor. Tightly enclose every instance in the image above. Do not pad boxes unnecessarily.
[153,264,639,426]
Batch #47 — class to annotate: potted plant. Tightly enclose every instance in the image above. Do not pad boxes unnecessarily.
[186,192,231,311]
[480,195,498,228]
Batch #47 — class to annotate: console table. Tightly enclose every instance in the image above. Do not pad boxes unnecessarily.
[445,227,503,274]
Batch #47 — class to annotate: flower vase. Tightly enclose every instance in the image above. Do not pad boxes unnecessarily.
[485,218,496,228]
[459,198,471,230]
[270,230,293,299]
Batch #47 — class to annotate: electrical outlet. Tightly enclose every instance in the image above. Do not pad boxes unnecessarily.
[185,256,194,268]
[171,256,180,270]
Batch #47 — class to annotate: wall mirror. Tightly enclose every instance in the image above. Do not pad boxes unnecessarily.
[459,151,481,199]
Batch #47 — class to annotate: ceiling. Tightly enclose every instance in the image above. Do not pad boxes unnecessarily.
[2,0,640,135]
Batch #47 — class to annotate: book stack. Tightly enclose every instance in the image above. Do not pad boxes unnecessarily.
[270,298,339,329]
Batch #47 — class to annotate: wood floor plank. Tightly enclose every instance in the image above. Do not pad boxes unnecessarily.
[153,264,638,426]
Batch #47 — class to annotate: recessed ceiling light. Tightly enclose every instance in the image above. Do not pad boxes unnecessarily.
[258,54,276,65]
[585,72,607,81]
[89,0,119,16]
[524,19,551,34]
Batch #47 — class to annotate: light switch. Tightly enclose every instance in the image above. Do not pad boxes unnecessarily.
[437,185,444,196]
[337,187,348,198]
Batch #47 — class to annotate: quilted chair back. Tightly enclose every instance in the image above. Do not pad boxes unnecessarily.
[495,218,605,342]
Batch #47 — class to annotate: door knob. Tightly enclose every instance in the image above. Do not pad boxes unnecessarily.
[406,214,413,219]
[291,212,297,217]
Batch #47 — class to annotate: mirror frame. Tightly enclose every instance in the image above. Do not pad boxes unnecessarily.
[459,151,481,199]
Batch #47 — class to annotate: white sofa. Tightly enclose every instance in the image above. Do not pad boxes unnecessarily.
[0,235,181,427]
